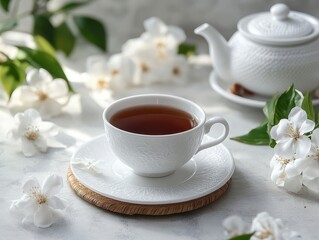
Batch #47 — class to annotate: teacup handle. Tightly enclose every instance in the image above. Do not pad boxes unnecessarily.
[196,117,229,153]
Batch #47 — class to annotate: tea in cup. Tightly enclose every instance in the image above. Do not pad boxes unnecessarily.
[103,94,229,177]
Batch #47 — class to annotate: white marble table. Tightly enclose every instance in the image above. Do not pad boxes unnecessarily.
[0,57,318,240]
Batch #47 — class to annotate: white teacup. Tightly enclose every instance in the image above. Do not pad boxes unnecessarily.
[103,94,229,177]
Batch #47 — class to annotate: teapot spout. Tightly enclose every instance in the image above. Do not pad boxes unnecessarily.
[194,23,231,82]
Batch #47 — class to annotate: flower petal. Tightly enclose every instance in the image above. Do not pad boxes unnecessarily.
[144,17,167,36]
[303,161,319,180]
[42,174,63,196]
[11,85,39,104]
[270,163,284,186]
[167,26,186,43]
[27,68,53,86]
[48,196,67,210]
[46,79,69,99]
[284,175,303,193]
[38,98,63,118]
[293,157,312,172]
[34,134,48,153]
[303,173,319,193]
[23,177,41,194]
[24,108,42,125]
[222,215,248,238]
[33,204,54,228]
[21,137,38,157]
[270,155,278,168]
[13,112,28,134]
[288,107,307,129]
[295,136,311,158]
[274,138,295,158]
[311,128,319,146]
[285,162,301,178]
[10,195,37,215]
[299,119,315,135]
[86,55,108,76]
[270,119,289,141]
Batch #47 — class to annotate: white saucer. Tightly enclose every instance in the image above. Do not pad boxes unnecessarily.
[209,71,319,108]
[70,135,235,205]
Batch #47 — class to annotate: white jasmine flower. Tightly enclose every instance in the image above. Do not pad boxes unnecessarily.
[270,107,315,158]
[72,159,104,175]
[8,109,65,157]
[270,154,310,193]
[122,38,158,86]
[302,128,319,193]
[251,212,299,240]
[10,174,67,228]
[83,54,135,93]
[83,55,109,92]
[121,17,189,86]
[106,54,135,90]
[10,68,69,119]
[141,17,186,61]
[223,215,249,238]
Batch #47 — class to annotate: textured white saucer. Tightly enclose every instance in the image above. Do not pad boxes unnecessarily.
[70,135,235,205]
[209,71,319,108]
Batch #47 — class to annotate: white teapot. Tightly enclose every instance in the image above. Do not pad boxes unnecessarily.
[195,4,319,96]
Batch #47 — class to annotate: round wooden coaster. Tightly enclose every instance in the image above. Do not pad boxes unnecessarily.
[67,168,231,216]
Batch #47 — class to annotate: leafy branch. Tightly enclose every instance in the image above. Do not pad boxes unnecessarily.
[0,35,74,97]
[0,0,107,55]
[231,85,317,146]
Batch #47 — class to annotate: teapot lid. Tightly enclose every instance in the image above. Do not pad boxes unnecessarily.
[238,4,319,45]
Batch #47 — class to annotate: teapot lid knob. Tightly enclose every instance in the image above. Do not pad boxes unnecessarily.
[271,4,290,21]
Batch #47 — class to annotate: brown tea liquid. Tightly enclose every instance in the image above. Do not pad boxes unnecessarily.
[110,105,197,135]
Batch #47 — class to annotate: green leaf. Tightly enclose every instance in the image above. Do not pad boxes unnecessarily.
[0,18,17,34]
[34,35,56,57]
[33,15,55,46]
[263,94,279,122]
[229,233,255,240]
[0,60,25,97]
[54,1,88,12]
[231,121,269,145]
[178,43,196,57]
[54,22,76,56]
[17,47,74,93]
[273,85,303,125]
[301,92,315,121]
[0,0,10,11]
[73,15,107,51]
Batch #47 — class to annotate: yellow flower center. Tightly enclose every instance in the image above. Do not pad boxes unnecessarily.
[35,194,47,204]
[156,41,166,49]
[29,187,47,205]
[141,63,149,73]
[255,229,273,239]
[281,159,290,165]
[288,123,300,140]
[24,126,39,141]
[97,79,108,89]
[37,92,48,101]
[111,69,119,77]
[172,67,180,76]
